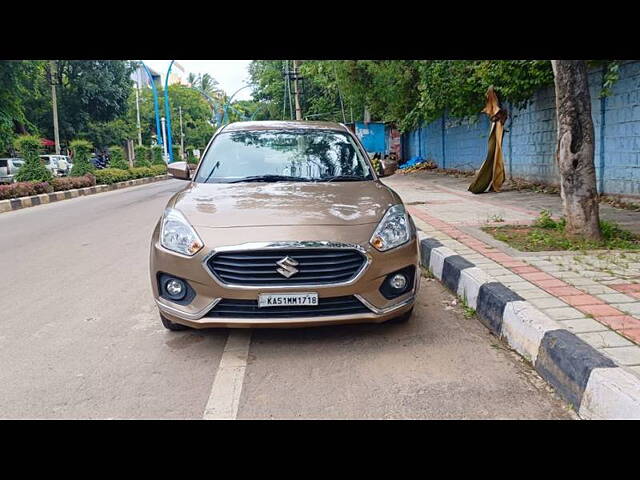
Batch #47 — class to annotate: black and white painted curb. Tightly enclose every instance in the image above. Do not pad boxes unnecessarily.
[0,175,170,214]
[419,232,640,419]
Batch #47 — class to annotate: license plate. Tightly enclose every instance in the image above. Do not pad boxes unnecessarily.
[258,293,319,308]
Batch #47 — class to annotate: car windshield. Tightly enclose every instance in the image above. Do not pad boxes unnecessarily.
[194,129,373,183]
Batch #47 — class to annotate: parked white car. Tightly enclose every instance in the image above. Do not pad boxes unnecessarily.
[40,155,71,177]
[0,158,25,183]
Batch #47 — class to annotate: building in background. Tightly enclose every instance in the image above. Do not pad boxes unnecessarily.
[168,62,188,86]
[131,64,161,89]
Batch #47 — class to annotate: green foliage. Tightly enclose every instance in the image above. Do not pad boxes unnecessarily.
[0,60,44,152]
[128,84,214,149]
[186,148,198,164]
[134,145,149,166]
[485,213,640,252]
[108,145,128,169]
[81,118,135,150]
[172,145,182,162]
[94,168,131,184]
[150,145,164,166]
[13,135,51,182]
[94,164,166,185]
[69,139,95,176]
[533,209,560,229]
[249,60,556,132]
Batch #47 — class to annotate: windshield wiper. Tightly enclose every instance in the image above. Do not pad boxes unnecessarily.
[225,175,310,183]
[322,175,367,182]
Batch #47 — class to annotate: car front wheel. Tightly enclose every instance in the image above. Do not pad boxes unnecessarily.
[160,313,190,331]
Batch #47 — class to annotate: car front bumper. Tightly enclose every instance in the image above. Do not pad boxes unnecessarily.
[149,222,420,328]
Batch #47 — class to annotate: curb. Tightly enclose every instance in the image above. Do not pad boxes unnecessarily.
[0,175,170,214]
[418,232,640,419]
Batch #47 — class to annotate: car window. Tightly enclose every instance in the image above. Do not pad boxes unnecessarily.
[195,129,373,183]
[0,160,7,168]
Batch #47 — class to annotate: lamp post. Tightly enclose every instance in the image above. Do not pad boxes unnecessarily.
[222,85,251,124]
[164,60,175,163]
[140,61,163,148]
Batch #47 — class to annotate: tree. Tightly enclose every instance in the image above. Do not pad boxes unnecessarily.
[13,135,51,182]
[551,60,602,241]
[0,61,45,153]
[53,60,134,142]
[69,139,95,176]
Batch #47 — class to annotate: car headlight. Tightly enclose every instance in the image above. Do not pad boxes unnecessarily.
[160,208,204,256]
[370,204,412,252]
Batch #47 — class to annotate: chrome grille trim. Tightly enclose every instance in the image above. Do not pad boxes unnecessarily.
[202,241,372,290]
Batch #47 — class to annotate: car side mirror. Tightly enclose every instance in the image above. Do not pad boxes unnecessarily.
[379,159,398,177]
[168,161,191,180]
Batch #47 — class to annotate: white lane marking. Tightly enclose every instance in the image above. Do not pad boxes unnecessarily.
[203,329,252,420]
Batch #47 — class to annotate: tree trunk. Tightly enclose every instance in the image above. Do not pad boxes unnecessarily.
[551,60,602,241]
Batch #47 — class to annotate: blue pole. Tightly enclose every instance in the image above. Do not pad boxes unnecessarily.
[140,62,162,146]
[164,60,175,163]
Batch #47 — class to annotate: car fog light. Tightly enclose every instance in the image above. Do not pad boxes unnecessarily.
[165,279,186,300]
[390,273,408,290]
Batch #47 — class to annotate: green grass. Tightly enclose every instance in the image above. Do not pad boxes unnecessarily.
[482,210,640,252]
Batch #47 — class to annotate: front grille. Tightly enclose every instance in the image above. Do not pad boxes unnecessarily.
[206,295,370,318]
[207,248,367,286]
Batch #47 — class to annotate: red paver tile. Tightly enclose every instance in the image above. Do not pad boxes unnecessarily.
[620,328,640,343]
[546,286,586,296]
[559,295,605,307]
[511,266,540,274]
[535,279,569,289]
[521,272,557,282]
[595,315,640,331]
[502,261,529,268]
[612,284,640,293]
[577,304,623,317]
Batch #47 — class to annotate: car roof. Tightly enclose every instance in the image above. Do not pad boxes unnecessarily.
[221,120,349,133]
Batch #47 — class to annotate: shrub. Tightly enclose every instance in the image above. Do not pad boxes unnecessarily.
[134,145,150,166]
[70,139,95,176]
[186,149,198,165]
[94,168,131,185]
[171,145,182,162]
[150,164,167,176]
[50,174,96,192]
[150,145,164,166]
[129,167,154,179]
[13,135,52,183]
[108,145,129,170]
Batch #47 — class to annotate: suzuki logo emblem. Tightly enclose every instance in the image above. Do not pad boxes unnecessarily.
[276,256,299,278]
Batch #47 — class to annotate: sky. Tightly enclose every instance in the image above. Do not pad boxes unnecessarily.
[142,60,253,100]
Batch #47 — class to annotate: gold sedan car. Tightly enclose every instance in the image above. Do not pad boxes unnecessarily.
[150,121,419,330]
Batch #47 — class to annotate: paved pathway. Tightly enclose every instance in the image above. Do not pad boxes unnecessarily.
[384,171,640,378]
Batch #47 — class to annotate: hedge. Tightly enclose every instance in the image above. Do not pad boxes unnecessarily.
[0,174,96,200]
[0,163,166,200]
[108,145,129,170]
[93,164,167,185]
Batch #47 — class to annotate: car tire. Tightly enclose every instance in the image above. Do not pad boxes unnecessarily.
[160,313,190,331]
[386,307,413,324]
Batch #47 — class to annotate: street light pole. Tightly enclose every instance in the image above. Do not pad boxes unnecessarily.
[50,60,61,155]
[140,61,163,148]
[164,60,175,163]
[293,60,302,121]
[161,117,168,163]
[179,106,185,161]
[135,85,142,146]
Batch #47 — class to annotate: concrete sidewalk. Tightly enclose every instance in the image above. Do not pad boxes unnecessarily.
[384,171,640,378]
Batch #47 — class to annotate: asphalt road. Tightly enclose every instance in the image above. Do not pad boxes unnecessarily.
[0,179,574,419]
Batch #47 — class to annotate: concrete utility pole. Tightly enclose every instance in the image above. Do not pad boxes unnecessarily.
[293,60,302,120]
[135,85,142,146]
[50,60,61,155]
[161,117,169,163]
[179,106,185,161]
